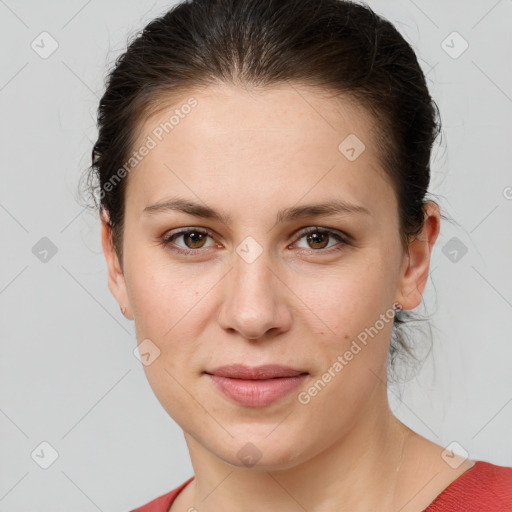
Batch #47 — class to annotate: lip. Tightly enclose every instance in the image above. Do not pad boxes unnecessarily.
[204,364,309,407]
[206,364,307,380]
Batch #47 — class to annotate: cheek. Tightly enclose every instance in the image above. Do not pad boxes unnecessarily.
[140,355,208,435]
[291,269,395,434]
[127,260,210,423]
[291,259,394,344]
[125,250,210,341]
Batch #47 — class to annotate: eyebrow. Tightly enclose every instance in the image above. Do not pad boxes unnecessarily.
[142,197,371,224]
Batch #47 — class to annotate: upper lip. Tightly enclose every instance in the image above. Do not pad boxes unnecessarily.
[205,364,308,380]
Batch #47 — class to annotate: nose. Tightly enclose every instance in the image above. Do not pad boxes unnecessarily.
[216,248,293,341]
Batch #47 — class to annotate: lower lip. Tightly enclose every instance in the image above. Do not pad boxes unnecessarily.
[206,373,308,407]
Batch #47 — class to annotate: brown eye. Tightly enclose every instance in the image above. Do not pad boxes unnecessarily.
[293,227,349,253]
[306,231,329,249]
[182,231,207,249]
[162,228,216,255]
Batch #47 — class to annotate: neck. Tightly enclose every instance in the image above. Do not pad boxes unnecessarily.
[182,387,413,512]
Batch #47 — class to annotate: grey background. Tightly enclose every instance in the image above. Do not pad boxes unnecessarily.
[1,0,511,510]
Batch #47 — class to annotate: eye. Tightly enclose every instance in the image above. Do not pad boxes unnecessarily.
[161,227,218,255]
[292,227,349,253]
[161,226,350,256]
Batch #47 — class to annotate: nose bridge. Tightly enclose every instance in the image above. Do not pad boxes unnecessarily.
[219,242,289,338]
[234,246,272,294]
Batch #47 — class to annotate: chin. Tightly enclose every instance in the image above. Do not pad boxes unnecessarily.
[212,431,309,471]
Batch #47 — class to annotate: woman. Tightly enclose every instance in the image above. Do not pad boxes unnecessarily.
[87,0,512,510]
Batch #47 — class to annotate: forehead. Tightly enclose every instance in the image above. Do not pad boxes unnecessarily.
[125,83,395,222]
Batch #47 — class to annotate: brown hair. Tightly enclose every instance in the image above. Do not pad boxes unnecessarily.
[82,0,447,381]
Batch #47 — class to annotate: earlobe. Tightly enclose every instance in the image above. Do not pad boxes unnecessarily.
[100,210,134,321]
[395,202,441,311]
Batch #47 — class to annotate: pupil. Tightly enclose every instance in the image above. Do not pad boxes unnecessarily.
[308,232,327,249]
[186,232,205,248]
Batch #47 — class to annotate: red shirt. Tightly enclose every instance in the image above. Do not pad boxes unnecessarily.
[130,460,512,511]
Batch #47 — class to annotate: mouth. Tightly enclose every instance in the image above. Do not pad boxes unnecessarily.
[204,364,309,407]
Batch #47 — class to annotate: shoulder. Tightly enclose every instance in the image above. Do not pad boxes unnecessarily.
[424,460,512,511]
[130,476,195,512]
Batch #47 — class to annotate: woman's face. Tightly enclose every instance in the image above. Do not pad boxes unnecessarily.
[102,83,434,469]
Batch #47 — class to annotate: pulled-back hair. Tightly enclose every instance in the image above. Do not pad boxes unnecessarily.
[83,0,445,381]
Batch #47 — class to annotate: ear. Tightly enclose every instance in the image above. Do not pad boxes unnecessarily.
[395,201,441,310]
[100,210,133,320]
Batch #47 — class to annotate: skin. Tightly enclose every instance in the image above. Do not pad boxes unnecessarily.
[101,83,474,511]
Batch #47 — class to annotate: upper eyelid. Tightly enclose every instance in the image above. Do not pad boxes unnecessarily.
[164,226,216,241]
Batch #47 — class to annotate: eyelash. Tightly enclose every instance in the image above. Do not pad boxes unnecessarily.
[160,227,350,256]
